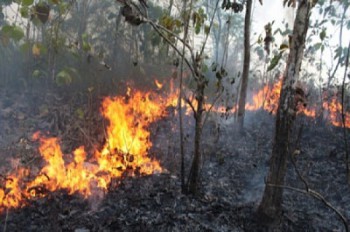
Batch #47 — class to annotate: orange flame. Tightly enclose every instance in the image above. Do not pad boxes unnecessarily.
[0,89,177,213]
[1,77,349,213]
[323,96,350,128]
[245,79,282,113]
[245,79,349,128]
[155,80,163,89]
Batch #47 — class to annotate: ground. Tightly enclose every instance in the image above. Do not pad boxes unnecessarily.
[0,84,349,232]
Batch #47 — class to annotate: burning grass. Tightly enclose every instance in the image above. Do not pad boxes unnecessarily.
[0,77,349,214]
[0,89,178,212]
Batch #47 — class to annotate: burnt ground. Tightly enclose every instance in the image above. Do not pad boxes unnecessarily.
[0,86,350,232]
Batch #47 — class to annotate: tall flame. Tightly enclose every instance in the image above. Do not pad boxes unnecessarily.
[0,89,176,213]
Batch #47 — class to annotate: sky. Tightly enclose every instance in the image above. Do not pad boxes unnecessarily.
[251,1,350,84]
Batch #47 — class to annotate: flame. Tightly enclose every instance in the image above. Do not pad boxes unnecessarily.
[244,79,349,128]
[323,95,350,128]
[0,89,177,213]
[245,79,282,113]
[155,79,163,89]
[1,76,349,213]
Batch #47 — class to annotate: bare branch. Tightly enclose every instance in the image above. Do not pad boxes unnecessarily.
[198,0,220,58]
[146,20,196,77]
[185,97,197,119]
[202,88,224,126]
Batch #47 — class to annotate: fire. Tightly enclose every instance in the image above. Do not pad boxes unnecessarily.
[323,95,350,128]
[0,76,349,213]
[155,79,163,89]
[245,79,282,113]
[0,89,175,213]
[245,78,350,128]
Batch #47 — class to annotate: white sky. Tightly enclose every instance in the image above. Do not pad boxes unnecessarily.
[251,1,350,84]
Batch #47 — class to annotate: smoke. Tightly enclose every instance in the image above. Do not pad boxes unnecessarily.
[240,166,267,204]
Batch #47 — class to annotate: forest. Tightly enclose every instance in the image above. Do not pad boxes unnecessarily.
[0,0,349,231]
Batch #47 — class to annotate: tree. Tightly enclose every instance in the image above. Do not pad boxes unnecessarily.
[257,0,317,221]
[236,0,252,131]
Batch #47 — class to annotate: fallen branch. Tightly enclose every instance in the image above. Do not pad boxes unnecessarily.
[267,184,349,232]
[285,124,349,231]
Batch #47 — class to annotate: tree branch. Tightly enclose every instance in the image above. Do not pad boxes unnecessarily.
[267,183,349,232]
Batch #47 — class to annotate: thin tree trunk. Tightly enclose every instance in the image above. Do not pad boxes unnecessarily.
[187,0,220,195]
[179,0,191,194]
[257,0,315,222]
[341,40,350,184]
[188,81,205,194]
[237,0,252,132]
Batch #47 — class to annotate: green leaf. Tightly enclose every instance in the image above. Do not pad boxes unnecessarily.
[20,6,29,18]
[195,23,201,34]
[192,12,197,26]
[56,69,73,86]
[21,0,33,6]
[313,42,322,51]
[56,68,78,86]
[81,33,91,52]
[1,25,13,34]
[334,46,342,60]
[1,25,24,42]
[204,25,210,35]
[174,19,182,28]
[319,28,326,41]
[32,69,42,78]
[20,41,31,53]
[201,64,208,73]
[11,26,24,41]
[82,42,91,52]
[267,52,283,72]
[58,2,68,14]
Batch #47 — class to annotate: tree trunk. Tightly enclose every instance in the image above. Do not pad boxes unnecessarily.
[237,0,252,132]
[187,80,205,194]
[257,0,315,222]
[179,0,190,194]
